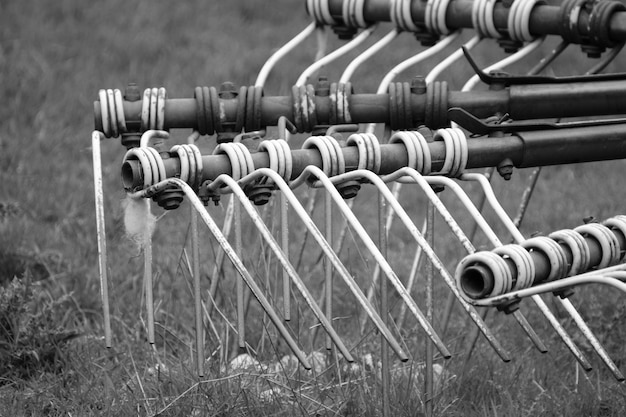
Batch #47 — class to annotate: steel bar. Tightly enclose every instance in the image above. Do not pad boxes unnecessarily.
[122,124,626,190]
[461,173,622,378]
[312,167,505,360]
[91,131,112,348]
[214,168,409,361]
[206,175,356,362]
[427,175,593,369]
[132,178,314,368]
[425,201,434,417]
[300,166,452,358]
[379,190,390,417]
[95,80,626,134]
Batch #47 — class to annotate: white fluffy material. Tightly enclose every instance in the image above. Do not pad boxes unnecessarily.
[123,196,156,248]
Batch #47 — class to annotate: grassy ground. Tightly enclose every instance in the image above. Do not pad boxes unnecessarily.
[1,0,626,415]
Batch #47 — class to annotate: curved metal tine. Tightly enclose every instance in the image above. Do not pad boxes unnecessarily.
[365,31,462,134]
[339,29,401,84]
[300,167,453,359]
[470,268,626,382]
[420,176,548,353]
[295,25,378,87]
[186,132,205,376]
[255,22,317,89]
[369,35,482,323]
[462,173,622,377]
[425,35,481,85]
[92,131,112,348]
[341,168,509,361]
[471,269,626,307]
[303,166,450,358]
[207,201,234,315]
[359,33,464,319]
[425,175,590,369]
[205,175,355,363]
[131,178,313,369]
[229,168,409,360]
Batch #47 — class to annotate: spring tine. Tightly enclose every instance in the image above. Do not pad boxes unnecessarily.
[424,201,435,417]
[91,131,112,348]
[363,182,401,331]
[255,22,316,89]
[135,178,312,369]
[294,189,318,271]
[513,167,542,229]
[421,175,548,353]
[425,35,481,85]
[191,207,204,376]
[461,173,595,370]
[303,167,452,358]
[379,190,391,417]
[559,297,624,381]
[324,191,333,350]
[234,198,245,349]
[355,169,508,361]
[144,215,155,345]
[397,229,425,329]
[187,132,205,376]
[229,169,409,361]
[280,192,291,321]
[296,25,378,87]
[339,29,401,83]
[212,175,355,362]
[207,196,234,316]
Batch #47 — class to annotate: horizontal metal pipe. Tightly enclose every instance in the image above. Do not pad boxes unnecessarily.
[95,81,626,134]
[459,227,626,300]
[329,0,626,43]
[121,124,626,189]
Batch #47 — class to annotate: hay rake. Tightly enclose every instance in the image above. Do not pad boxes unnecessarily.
[92,0,626,414]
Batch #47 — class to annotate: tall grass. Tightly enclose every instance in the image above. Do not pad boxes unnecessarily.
[1,0,625,415]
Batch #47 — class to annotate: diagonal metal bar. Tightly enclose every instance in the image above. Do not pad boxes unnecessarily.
[207,175,356,363]
[219,168,409,361]
[462,173,622,378]
[130,178,313,369]
[419,175,548,353]
[91,131,112,348]
[331,168,509,361]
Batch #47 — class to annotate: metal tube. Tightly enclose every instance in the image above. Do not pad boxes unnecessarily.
[323,0,626,42]
[96,81,626,134]
[121,125,626,190]
[131,178,313,369]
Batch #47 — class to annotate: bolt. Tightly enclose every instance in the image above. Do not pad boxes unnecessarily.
[581,44,604,59]
[219,81,237,99]
[316,76,330,97]
[496,300,520,315]
[583,215,596,224]
[332,25,357,40]
[410,77,427,95]
[497,158,514,180]
[430,184,445,193]
[124,83,141,102]
[337,180,361,199]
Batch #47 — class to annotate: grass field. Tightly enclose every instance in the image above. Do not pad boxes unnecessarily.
[1,0,626,415]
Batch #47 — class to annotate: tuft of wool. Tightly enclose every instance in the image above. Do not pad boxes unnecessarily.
[123,196,156,248]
